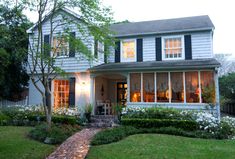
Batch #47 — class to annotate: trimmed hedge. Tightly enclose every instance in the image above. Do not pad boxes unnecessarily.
[29,123,80,144]
[91,126,140,145]
[121,118,198,131]
[91,126,214,145]
[0,114,77,126]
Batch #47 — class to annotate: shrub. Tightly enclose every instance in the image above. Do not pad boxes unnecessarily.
[121,118,198,131]
[0,111,10,125]
[29,123,80,144]
[91,126,140,145]
[122,107,194,120]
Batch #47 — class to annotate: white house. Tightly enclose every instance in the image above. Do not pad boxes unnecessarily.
[27,8,221,117]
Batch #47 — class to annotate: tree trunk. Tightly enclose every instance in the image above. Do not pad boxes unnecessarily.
[43,90,52,131]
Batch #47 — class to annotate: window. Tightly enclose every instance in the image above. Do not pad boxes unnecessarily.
[53,37,69,57]
[121,39,136,62]
[171,72,184,103]
[130,73,141,102]
[163,36,184,60]
[200,71,215,103]
[157,73,169,102]
[143,73,155,102]
[94,40,104,58]
[185,72,199,103]
[54,80,69,109]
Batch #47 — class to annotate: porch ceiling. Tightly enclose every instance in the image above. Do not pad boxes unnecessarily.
[89,58,220,72]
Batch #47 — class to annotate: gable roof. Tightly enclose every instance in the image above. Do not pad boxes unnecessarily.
[89,58,220,72]
[110,15,214,37]
[27,8,81,33]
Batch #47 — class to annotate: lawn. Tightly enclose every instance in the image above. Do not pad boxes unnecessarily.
[0,126,55,159]
[87,134,235,159]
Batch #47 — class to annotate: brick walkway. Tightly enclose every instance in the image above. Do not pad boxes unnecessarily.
[47,128,101,159]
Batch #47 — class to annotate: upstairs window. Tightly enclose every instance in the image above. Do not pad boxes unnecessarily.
[53,36,69,57]
[121,39,136,62]
[162,36,184,60]
[94,40,104,58]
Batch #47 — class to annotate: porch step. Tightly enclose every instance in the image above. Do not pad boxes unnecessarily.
[89,115,119,128]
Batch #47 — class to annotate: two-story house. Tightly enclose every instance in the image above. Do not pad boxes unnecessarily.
[27,8,220,117]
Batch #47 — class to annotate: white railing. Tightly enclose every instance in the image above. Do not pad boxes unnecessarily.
[0,96,28,108]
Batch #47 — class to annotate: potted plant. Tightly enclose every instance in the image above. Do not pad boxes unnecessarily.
[84,104,93,123]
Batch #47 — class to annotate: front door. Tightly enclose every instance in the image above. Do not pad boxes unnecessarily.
[117,82,127,106]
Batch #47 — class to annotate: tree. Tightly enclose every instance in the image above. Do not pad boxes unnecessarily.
[24,0,114,129]
[0,4,32,100]
[219,73,235,102]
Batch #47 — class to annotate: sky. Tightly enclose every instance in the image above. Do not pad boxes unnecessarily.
[25,0,235,56]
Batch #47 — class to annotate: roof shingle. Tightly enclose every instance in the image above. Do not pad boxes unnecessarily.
[110,15,214,37]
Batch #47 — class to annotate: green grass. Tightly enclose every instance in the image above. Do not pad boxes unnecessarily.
[87,134,235,159]
[0,126,55,159]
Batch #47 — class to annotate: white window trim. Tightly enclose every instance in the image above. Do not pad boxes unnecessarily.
[162,35,185,60]
[121,39,137,62]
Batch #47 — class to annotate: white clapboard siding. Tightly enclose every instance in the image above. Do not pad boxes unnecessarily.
[28,10,104,74]
[107,31,213,62]
[191,31,213,59]
[143,37,156,62]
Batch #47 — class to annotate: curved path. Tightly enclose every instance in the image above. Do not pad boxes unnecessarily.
[47,128,101,159]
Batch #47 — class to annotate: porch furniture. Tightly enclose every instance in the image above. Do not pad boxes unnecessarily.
[96,100,112,115]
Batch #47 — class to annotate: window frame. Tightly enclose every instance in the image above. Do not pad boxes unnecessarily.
[52,36,69,58]
[128,70,215,105]
[162,35,185,60]
[121,39,137,62]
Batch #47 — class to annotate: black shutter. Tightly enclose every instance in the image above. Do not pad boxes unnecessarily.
[137,38,143,62]
[115,41,120,63]
[48,78,52,91]
[94,40,98,58]
[155,37,162,61]
[104,43,108,63]
[184,35,192,60]
[44,35,50,57]
[69,32,76,57]
[69,77,76,107]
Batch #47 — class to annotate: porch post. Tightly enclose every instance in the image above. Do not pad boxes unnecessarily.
[214,69,221,120]
[90,74,95,115]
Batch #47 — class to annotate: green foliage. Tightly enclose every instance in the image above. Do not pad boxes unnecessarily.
[121,118,198,131]
[91,126,216,146]
[201,85,216,107]
[91,126,140,145]
[0,4,32,100]
[84,103,93,122]
[219,72,235,101]
[122,107,193,120]
[29,123,80,144]
[0,106,78,126]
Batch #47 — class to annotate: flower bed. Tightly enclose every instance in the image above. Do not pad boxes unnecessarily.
[0,105,80,126]
[121,107,235,139]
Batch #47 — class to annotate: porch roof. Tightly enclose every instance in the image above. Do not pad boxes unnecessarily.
[89,58,220,72]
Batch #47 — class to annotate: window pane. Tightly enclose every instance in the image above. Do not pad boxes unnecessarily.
[201,71,215,103]
[143,73,155,102]
[164,37,182,59]
[130,73,141,102]
[157,73,169,102]
[185,72,199,103]
[53,37,68,56]
[122,40,135,59]
[171,72,184,103]
[54,79,70,109]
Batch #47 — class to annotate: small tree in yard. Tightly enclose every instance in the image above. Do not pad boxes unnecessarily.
[23,0,114,129]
